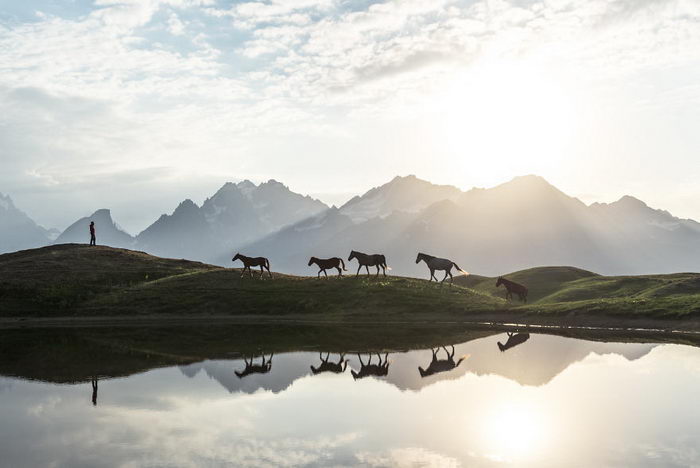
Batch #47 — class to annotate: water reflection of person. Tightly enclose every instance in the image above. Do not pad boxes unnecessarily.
[91,378,98,406]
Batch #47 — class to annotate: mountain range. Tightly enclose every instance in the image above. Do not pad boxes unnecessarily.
[0,193,58,253]
[3,175,700,276]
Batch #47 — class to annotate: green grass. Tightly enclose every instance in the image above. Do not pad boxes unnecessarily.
[456,267,700,322]
[2,245,700,329]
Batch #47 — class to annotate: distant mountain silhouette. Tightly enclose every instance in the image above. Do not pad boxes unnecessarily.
[339,174,461,222]
[0,193,55,254]
[11,174,700,274]
[55,208,134,249]
[135,180,328,263]
[243,175,700,276]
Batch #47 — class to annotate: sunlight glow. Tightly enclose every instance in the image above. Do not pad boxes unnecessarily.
[434,59,578,184]
[481,402,549,462]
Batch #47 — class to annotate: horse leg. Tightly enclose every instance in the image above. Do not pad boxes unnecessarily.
[318,269,322,278]
[448,270,453,285]
[259,265,264,279]
[324,270,328,278]
[337,267,342,277]
[375,265,380,277]
[240,266,246,278]
[356,265,361,276]
[365,265,370,275]
[266,265,272,279]
[441,270,449,283]
[429,269,436,281]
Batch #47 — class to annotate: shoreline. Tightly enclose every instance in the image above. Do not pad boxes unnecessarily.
[2,313,699,335]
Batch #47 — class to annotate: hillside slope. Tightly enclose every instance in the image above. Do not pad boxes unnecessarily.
[1,245,699,329]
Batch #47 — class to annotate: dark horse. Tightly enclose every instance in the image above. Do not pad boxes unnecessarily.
[418,345,468,378]
[497,332,530,352]
[308,257,346,278]
[232,253,272,279]
[235,354,273,378]
[415,252,468,284]
[348,250,387,277]
[310,353,349,375]
[496,277,528,302]
[351,353,390,380]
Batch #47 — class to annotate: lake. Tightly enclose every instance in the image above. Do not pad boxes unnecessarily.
[1,329,699,467]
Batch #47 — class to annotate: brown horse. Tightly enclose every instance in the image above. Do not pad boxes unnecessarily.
[416,252,468,284]
[496,276,528,302]
[308,257,346,278]
[232,253,272,279]
[310,353,348,375]
[497,332,530,352]
[348,250,388,277]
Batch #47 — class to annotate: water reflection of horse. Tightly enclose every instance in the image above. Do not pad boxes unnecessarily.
[351,353,390,380]
[310,353,348,375]
[235,354,273,378]
[496,277,528,302]
[348,251,388,277]
[497,332,530,352]
[418,345,468,378]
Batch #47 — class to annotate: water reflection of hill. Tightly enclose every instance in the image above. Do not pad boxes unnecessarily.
[178,334,656,395]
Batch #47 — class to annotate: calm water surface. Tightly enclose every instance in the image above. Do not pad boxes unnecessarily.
[1,332,699,467]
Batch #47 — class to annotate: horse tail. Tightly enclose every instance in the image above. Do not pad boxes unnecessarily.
[340,258,347,271]
[381,255,392,271]
[452,262,469,276]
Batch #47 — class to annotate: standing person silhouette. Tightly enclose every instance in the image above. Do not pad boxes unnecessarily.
[89,221,96,246]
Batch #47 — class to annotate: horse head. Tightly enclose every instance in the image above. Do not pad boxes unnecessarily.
[496,277,503,287]
[348,250,357,261]
[415,253,424,264]
[232,253,240,262]
[308,257,316,266]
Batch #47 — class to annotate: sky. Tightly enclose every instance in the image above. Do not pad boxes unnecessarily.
[0,0,698,233]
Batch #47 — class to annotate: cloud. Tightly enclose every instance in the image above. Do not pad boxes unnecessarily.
[0,0,698,229]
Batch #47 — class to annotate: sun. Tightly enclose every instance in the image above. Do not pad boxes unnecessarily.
[480,402,550,462]
[432,58,578,185]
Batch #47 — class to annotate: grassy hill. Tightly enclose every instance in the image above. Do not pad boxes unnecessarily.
[456,266,700,321]
[0,244,504,319]
[1,245,700,329]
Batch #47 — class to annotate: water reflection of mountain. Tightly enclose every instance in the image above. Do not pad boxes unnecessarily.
[391,333,656,390]
[178,334,656,395]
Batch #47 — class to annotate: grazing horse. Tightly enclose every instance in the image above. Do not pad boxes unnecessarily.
[415,252,468,284]
[351,353,390,380]
[496,277,528,302]
[232,253,272,279]
[235,354,273,378]
[418,345,468,378]
[497,332,530,352]
[348,250,388,277]
[308,257,346,278]
[310,353,348,375]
